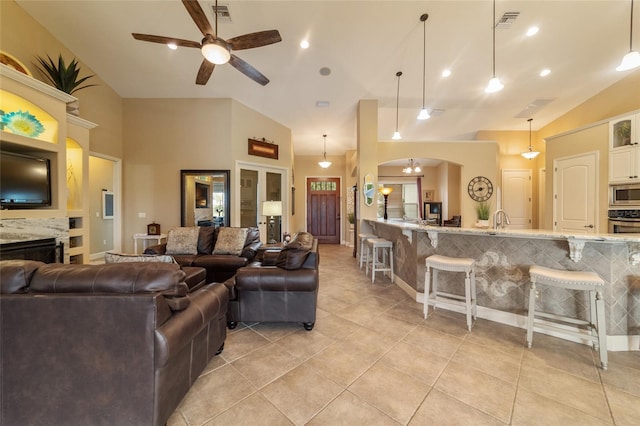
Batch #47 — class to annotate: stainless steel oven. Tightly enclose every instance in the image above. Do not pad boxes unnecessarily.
[608,209,640,234]
[610,183,640,207]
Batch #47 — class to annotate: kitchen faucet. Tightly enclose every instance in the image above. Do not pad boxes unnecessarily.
[493,209,511,229]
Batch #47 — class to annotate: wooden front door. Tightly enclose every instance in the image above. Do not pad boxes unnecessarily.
[307,177,340,244]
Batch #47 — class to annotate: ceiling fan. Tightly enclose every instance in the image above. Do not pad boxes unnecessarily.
[132,0,281,86]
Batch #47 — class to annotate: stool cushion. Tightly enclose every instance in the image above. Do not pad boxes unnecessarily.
[367,238,393,247]
[426,255,474,272]
[530,265,604,287]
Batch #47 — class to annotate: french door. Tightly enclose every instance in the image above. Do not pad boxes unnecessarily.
[237,163,287,243]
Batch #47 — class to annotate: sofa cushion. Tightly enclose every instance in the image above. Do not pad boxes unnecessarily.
[166,227,199,255]
[29,263,190,311]
[104,252,176,264]
[0,259,44,294]
[275,232,314,270]
[287,232,314,250]
[276,248,310,270]
[197,226,216,254]
[213,227,248,255]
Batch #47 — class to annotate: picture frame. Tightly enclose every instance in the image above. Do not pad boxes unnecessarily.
[102,190,114,219]
[248,138,278,160]
[423,189,435,202]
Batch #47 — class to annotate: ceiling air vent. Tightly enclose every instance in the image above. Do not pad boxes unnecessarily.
[496,11,520,29]
[210,3,232,23]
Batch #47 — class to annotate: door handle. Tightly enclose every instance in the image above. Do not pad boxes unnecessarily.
[584,224,594,228]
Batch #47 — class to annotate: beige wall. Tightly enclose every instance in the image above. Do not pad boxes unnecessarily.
[122,98,292,251]
[377,141,498,228]
[1,0,124,159]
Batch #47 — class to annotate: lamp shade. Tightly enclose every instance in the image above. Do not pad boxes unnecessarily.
[521,150,540,159]
[616,50,640,71]
[318,159,332,168]
[379,187,394,196]
[201,39,231,64]
[262,201,282,217]
[485,77,504,93]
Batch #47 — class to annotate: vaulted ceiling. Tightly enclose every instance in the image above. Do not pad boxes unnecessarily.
[16,1,640,155]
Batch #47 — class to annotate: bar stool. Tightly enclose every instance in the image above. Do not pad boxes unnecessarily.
[365,238,394,283]
[527,265,608,369]
[358,233,377,269]
[424,255,477,331]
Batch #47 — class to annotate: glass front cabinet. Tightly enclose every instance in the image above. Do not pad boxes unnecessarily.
[609,113,640,183]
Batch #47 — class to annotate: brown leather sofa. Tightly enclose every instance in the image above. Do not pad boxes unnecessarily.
[0,260,229,426]
[227,232,319,330]
[145,226,262,283]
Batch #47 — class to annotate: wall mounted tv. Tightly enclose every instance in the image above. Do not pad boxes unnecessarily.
[1,151,52,208]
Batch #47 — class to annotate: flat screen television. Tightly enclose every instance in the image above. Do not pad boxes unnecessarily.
[1,151,52,208]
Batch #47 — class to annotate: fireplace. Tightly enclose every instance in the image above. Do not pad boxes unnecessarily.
[0,238,63,263]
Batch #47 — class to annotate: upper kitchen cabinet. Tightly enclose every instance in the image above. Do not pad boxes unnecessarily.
[609,112,640,183]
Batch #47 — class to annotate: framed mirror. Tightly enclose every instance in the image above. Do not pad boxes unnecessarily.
[181,170,230,227]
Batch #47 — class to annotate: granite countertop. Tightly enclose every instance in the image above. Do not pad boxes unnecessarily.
[367,218,640,243]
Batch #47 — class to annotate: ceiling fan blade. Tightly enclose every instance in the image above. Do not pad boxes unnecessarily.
[182,0,214,36]
[226,30,282,51]
[196,59,215,85]
[229,54,269,86]
[132,33,201,49]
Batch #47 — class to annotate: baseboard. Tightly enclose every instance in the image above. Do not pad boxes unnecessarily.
[395,281,638,352]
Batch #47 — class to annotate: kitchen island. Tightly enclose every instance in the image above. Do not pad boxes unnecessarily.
[362,219,640,350]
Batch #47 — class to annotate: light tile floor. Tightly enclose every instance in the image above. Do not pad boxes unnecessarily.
[169,244,640,426]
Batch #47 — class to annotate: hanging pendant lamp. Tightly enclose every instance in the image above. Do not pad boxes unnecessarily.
[521,118,540,159]
[485,0,504,93]
[617,0,640,71]
[318,134,332,168]
[392,71,402,140]
[417,13,431,120]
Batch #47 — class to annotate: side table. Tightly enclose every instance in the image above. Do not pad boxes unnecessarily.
[133,233,167,254]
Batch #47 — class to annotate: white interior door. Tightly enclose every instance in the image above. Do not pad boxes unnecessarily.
[502,169,532,229]
[236,163,288,242]
[554,152,598,233]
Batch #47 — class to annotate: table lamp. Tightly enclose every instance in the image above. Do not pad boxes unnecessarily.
[262,200,282,243]
[379,187,393,220]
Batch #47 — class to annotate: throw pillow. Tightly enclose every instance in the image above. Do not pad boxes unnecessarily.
[104,252,176,264]
[213,227,248,255]
[287,232,314,250]
[166,227,199,255]
[276,247,310,270]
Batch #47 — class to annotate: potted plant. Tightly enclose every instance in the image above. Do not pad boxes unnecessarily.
[475,201,491,228]
[347,211,355,226]
[34,54,97,115]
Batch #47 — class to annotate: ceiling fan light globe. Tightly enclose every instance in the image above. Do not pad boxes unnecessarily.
[202,39,231,64]
[417,108,431,120]
[485,77,504,93]
[616,50,640,71]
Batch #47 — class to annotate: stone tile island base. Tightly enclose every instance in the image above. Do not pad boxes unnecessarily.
[363,219,640,351]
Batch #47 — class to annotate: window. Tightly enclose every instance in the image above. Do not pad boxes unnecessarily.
[377,183,419,219]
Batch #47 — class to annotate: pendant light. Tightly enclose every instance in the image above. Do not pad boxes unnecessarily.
[318,134,331,168]
[402,158,422,174]
[417,14,431,120]
[617,0,640,71]
[485,0,504,93]
[392,71,402,140]
[521,118,540,159]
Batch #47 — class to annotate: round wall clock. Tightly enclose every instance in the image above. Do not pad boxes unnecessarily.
[467,176,493,201]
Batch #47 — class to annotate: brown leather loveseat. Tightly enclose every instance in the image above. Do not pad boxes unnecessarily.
[145,226,262,284]
[0,260,229,426]
[227,232,319,330]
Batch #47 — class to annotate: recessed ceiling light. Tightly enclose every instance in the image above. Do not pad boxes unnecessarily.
[319,67,331,76]
[300,40,309,49]
[526,26,539,37]
[167,43,178,50]
[441,69,451,78]
[540,68,551,77]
